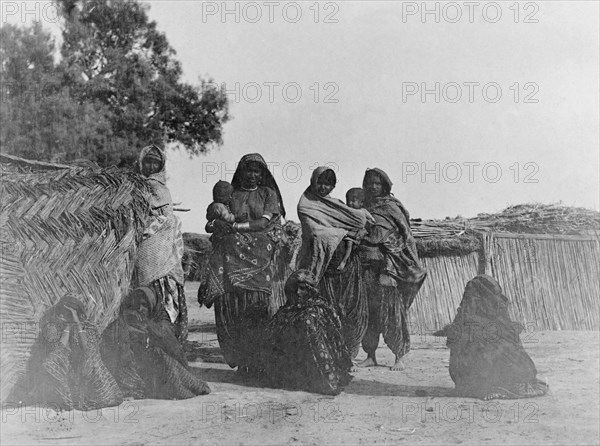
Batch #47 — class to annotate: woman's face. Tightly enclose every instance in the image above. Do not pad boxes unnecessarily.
[243,162,262,188]
[315,174,335,197]
[133,296,151,319]
[365,174,384,197]
[142,158,161,177]
[296,283,310,299]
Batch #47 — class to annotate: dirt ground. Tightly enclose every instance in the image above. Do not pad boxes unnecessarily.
[2,282,599,446]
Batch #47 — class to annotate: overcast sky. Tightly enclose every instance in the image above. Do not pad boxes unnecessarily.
[6,1,599,232]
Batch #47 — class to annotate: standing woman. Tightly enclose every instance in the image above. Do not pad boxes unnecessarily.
[297,166,369,357]
[135,145,188,342]
[199,153,285,375]
[358,168,426,370]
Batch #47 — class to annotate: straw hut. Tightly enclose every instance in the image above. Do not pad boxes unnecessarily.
[0,154,150,402]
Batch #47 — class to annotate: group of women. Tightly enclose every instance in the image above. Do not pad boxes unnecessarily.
[18,149,548,410]
[199,153,427,394]
[199,152,548,400]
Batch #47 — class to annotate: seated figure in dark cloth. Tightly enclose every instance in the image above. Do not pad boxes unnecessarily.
[447,275,549,400]
[263,270,353,395]
[100,287,210,399]
[18,295,123,410]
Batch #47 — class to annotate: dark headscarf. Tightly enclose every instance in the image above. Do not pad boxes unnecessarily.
[447,275,519,346]
[121,287,158,315]
[446,275,546,399]
[284,269,319,303]
[309,167,337,193]
[53,294,87,319]
[120,287,186,364]
[362,168,410,222]
[231,153,286,218]
[363,168,393,197]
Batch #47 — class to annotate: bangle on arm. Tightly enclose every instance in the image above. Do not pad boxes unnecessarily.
[234,222,250,232]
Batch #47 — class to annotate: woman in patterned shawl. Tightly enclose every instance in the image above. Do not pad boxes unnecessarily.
[264,270,353,395]
[296,166,369,358]
[198,153,285,375]
[101,287,210,399]
[135,145,188,342]
[21,295,123,410]
[358,168,426,371]
[447,275,548,400]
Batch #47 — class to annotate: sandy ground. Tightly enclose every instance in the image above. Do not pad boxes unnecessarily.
[2,282,599,446]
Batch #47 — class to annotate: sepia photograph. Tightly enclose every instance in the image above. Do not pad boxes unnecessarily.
[1,1,598,445]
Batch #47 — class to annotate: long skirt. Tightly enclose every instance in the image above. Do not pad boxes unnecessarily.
[319,251,367,358]
[214,289,271,371]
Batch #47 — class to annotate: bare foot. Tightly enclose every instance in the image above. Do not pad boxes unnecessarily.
[357,357,377,368]
[390,358,405,371]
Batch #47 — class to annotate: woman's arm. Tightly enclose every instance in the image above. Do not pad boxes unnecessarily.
[233,216,270,232]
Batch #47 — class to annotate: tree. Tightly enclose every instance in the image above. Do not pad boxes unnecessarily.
[1,0,229,167]
[1,23,116,163]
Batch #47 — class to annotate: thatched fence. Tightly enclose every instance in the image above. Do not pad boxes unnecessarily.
[0,154,150,402]
[186,204,600,332]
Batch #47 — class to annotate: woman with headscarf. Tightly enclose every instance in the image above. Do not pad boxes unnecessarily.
[264,270,353,395]
[296,166,370,358]
[135,145,188,343]
[21,295,123,410]
[447,275,549,400]
[358,168,426,371]
[101,287,211,399]
[198,153,285,375]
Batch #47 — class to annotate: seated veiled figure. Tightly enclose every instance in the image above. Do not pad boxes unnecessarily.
[101,287,210,400]
[447,275,549,400]
[19,295,123,410]
[263,270,353,395]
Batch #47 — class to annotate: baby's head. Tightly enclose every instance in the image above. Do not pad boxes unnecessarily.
[346,188,365,209]
[213,180,234,204]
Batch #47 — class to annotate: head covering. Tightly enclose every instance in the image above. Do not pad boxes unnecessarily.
[363,168,393,196]
[139,145,166,177]
[297,166,368,281]
[51,294,87,320]
[284,269,319,302]
[231,153,286,217]
[213,180,233,203]
[310,167,337,194]
[122,287,158,315]
[457,275,509,320]
[137,145,172,209]
[346,187,365,203]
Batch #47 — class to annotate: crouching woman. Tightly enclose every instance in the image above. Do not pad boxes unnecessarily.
[101,287,210,399]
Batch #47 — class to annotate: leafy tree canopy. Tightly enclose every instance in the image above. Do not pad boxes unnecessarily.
[1,0,229,167]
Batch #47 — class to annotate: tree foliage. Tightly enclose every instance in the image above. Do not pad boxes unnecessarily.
[1,0,229,167]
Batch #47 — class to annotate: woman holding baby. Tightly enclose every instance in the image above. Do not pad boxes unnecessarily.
[198,153,286,375]
[296,166,370,359]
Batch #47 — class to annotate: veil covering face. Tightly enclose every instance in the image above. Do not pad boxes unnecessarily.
[447,275,548,400]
